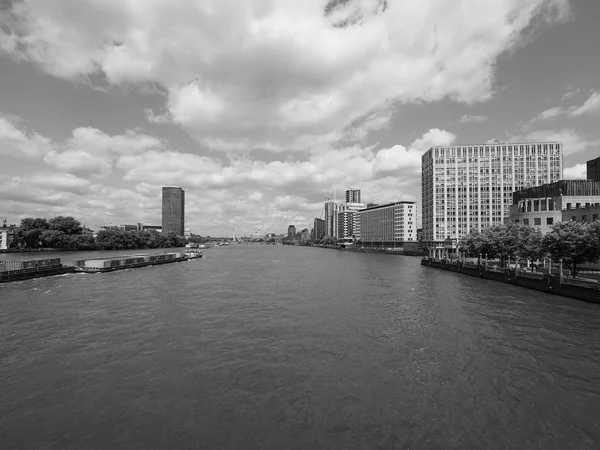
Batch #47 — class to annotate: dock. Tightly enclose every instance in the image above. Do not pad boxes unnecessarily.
[0,251,203,282]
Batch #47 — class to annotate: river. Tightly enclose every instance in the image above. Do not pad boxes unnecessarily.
[1,244,600,449]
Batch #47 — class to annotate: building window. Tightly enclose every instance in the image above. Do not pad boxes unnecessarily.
[523,219,529,225]
[593,214,599,221]
[576,203,581,209]
[534,218,541,226]
[567,203,572,210]
[514,219,519,224]
[572,216,577,221]
[546,217,553,225]
[582,215,588,222]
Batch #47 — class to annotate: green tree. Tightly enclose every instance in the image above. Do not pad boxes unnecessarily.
[20,218,49,231]
[542,221,600,277]
[48,216,82,235]
[40,230,69,248]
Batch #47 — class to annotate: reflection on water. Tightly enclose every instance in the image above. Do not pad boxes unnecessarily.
[1,245,600,449]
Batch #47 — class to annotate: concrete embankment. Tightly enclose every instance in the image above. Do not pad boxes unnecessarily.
[421,259,600,304]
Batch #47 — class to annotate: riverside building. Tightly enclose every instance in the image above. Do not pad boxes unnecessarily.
[162,186,185,236]
[505,180,600,234]
[337,202,365,245]
[345,188,361,204]
[313,218,325,241]
[287,225,296,239]
[324,201,338,238]
[421,142,563,249]
[357,202,417,248]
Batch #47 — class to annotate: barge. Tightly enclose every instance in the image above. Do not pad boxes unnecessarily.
[0,258,75,283]
[73,251,196,273]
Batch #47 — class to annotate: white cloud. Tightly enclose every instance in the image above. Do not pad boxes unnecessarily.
[0,0,571,152]
[511,128,600,155]
[531,106,564,122]
[561,88,579,101]
[568,91,600,117]
[459,114,488,123]
[563,163,587,180]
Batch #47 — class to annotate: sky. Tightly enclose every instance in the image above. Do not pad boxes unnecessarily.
[1,0,600,237]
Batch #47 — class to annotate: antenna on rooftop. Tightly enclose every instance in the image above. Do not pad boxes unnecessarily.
[493,139,504,144]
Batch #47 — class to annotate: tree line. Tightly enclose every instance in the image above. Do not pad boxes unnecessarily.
[459,221,600,277]
[10,216,186,250]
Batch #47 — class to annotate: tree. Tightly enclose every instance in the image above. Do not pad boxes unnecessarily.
[542,221,600,277]
[48,216,82,235]
[515,225,544,265]
[40,230,69,248]
[20,218,49,231]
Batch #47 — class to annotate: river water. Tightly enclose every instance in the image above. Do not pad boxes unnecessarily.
[1,245,600,449]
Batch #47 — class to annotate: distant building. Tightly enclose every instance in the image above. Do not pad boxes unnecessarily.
[162,186,185,236]
[300,228,311,242]
[587,156,600,182]
[422,141,563,247]
[505,179,600,234]
[345,188,361,204]
[313,218,325,241]
[337,202,365,242]
[366,202,379,209]
[357,202,417,247]
[324,201,338,238]
[287,225,296,239]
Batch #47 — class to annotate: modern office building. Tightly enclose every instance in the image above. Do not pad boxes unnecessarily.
[162,186,185,236]
[421,142,563,247]
[345,188,361,204]
[287,225,296,239]
[313,218,325,241]
[357,202,417,247]
[337,202,365,242]
[324,201,338,238]
[505,180,600,234]
[587,156,600,182]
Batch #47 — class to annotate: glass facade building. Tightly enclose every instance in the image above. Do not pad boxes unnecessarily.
[421,142,563,246]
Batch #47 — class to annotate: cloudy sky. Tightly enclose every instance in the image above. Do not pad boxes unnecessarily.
[1,0,599,236]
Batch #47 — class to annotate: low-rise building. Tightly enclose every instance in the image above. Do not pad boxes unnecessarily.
[505,180,600,233]
[357,201,417,247]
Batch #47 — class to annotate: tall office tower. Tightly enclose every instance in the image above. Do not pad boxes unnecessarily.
[586,156,600,182]
[324,201,338,238]
[287,225,296,239]
[345,188,361,204]
[313,218,325,241]
[421,142,563,247]
[162,186,185,236]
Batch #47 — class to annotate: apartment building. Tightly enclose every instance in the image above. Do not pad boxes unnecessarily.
[421,142,563,247]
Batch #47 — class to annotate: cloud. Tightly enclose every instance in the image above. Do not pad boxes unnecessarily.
[568,91,600,117]
[459,114,488,123]
[511,128,600,155]
[0,114,454,233]
[527,91,600,126]
[0,0,571,152]
[563,163,587,180]
[560,88,579,101]
[530,106,564,122]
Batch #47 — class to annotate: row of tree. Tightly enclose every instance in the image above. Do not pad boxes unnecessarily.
[10,216,186,250]
[459,221,600,276]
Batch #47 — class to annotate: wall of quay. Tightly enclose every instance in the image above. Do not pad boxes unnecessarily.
[421,259,600,305]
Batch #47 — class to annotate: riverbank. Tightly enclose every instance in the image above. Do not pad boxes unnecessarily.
[421,258,600,304]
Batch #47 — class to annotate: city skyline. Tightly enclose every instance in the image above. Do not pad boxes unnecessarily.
[1,0,600,236]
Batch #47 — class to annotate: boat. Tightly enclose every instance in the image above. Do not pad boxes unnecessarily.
[73,252,189,273]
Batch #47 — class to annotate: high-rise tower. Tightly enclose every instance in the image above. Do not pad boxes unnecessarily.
[421,142,563,247]
[162,186,185,236]
[345,188,361,204]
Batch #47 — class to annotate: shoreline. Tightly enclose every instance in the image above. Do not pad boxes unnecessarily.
[421,258,600,305]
